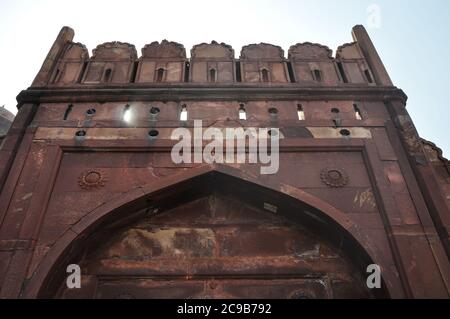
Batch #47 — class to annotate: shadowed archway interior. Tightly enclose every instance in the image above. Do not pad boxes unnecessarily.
[40,172,387,299]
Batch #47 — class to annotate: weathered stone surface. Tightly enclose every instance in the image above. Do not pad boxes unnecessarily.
[0,25,449,299]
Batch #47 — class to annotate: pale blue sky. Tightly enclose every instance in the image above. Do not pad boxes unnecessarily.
[0,0,448,156]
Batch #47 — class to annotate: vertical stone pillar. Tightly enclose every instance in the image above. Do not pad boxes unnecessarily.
[31,26,74,87]
[352,25,393,86]
[386,100,450,259]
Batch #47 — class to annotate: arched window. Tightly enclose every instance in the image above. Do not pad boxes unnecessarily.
[209,68,217,83]
[156,68,165,82]
[313,69,322,82]
[104,68,112,83]
[238,104,247,120]
[261,69,269,82]
[180,104,188,121]
[354,104,363,120]
[123,104,132,122]
[297,104,305,121]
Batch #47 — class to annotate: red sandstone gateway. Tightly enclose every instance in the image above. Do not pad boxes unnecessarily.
[0,25,449,299]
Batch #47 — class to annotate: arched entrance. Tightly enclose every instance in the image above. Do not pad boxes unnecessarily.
[27,166,388,299]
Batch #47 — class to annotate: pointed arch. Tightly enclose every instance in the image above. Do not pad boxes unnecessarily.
[156,68,165,82]
[261,68,269,82]
[23,164,394,298]
[209,68,217,83]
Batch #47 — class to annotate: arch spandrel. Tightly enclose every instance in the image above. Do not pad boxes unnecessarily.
[24,165,393,299]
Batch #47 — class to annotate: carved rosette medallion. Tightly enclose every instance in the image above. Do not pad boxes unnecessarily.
[320,168,349,188]
[78,169,107,190]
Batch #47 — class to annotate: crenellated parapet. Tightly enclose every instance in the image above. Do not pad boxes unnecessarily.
[191,41,234,60]
[190,41,235,83]
[141,40,186,59]
[36,26,387,87]
[240,43,285,60]
[91,41,138,60]
[239,43,288,83]
[288,43,338,85]
[82,42,137,84]
[50,42,89,86]
[288,42,333,61]
[336,42,375,85]
[137,40,187,83]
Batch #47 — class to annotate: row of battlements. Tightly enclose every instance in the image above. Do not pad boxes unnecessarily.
[56,39,363,61]
[32,25,394,88]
